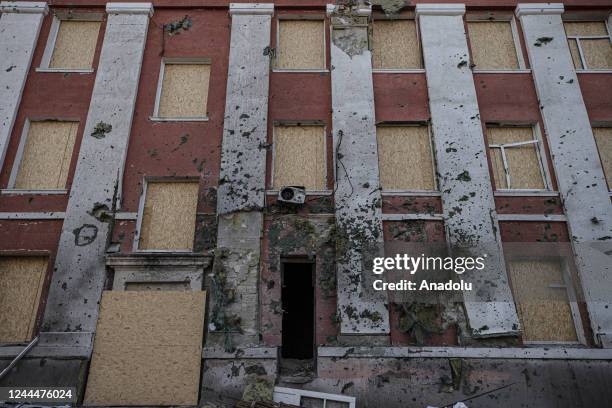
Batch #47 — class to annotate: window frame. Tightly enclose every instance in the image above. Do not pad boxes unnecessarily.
[376,122,438,195]
[371,14,425,74]
[150,58,212,122]
[132,177,200,253]
[273,15,328,73]
[466,14,529,73]
[37,12,103,73]
[506,255,586,346]
[269,121,330,194]
[2,118,79,195]
[563,19,612,72]
[486,123,553,194]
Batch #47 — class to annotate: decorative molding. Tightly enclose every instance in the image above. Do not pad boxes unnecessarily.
[326,3,371,17]
[0,1,48,14]
[382,213,444,221]
[415,3,466,17]
[497,214,567,222]
[106,2,154,16]
[515,3,564,17]
[229,3,274,16]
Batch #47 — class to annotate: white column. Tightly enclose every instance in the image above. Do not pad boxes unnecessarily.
[416,3,520,337]
[210,3,274,347]
[327,3,389,335]
[42,3,153,340]
[517,3,612,347]
[0,2,47,169]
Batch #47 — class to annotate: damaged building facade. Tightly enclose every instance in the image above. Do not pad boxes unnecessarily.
[1,0,612,406]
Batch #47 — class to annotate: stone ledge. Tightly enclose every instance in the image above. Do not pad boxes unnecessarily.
[229,3,274,16]
[0,1,48,14]
[106,2,154,16]
[415,3,466,17]
[203,346,278,359]
[515,3,564,17]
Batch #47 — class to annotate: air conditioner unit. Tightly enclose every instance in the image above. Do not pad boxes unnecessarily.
[278,186,306,204]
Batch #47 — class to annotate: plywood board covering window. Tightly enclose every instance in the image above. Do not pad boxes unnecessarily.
[277,20,325,69]
[372,20,422,69]
[467,21,519,70]
[508,259,577,342]
[158,63,210,118]
[377,126,435,190]
[564,22,612,70]
[49,21,101,69]
[139,181,199,250]
[84,291,206,406]
[593,128,612,190]
[487,127,545,190]
[0,257,48,343]
[14,121,78,190]
[273,125,326,190]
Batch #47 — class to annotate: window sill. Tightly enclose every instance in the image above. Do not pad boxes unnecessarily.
[473,69,531,74]
[132,249,194,253]
[272,69,329,73]
[36,67,94,74]
[149,116,209,122]
[576,69,612,74]
[0,189,68,195]
[381,190,440,196]
[494,190,558,197]
[372,69,425,73]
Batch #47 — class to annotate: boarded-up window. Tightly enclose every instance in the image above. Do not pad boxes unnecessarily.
[508,259,578,342]
[372,20,422,69]
[487,127,546,190]
[138,181,199,251]
[158,63,210,118]
[565,22,612,70]
[84,291,206,405]
[14,121,78,190]
[0,257,48,343]
[467,21,519,70]
[377,126,435,190]
[273,125,326,190]
[277,20,325,69]
[593,127,612,190]
[49,20,101,69]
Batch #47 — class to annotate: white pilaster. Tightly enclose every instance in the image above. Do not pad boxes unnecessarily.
[0,2,48,170]
[416,3,520,337]
[517,3,612,347]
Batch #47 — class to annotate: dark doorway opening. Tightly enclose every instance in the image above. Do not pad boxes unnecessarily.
[281,260,315,360]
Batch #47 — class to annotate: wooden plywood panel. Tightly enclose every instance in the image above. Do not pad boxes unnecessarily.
[50,21,101,69]
[277,20,325,69]
[139,181,199,250]
[564,21,609,36]
[488,127,545,189]
[273,126,326,190]
[581,38,612,69]
[508,260,577,342]
[0,257,48,343]
[158,64,210,118]
[593,128,612,190]
[84,291,206,406]
[372,20,422,69]
[568,39,583,69]
[15,121,78,190]
[468,21,519,70]
[377,126,435,190]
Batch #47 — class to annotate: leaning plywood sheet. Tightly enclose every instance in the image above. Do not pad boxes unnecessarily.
[372,20,422,69]
[50,21,101,69]
[84,291,206,406]
[468,21,518,70]
[273,125,326,190]
[593,127,612,190]
[139,181,199,250]
[15,121,78,190]
[0,257,48,343]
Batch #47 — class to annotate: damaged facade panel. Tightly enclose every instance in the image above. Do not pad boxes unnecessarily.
[417,3,520,337]
[327,3,389,336]
[517,3,612,347]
